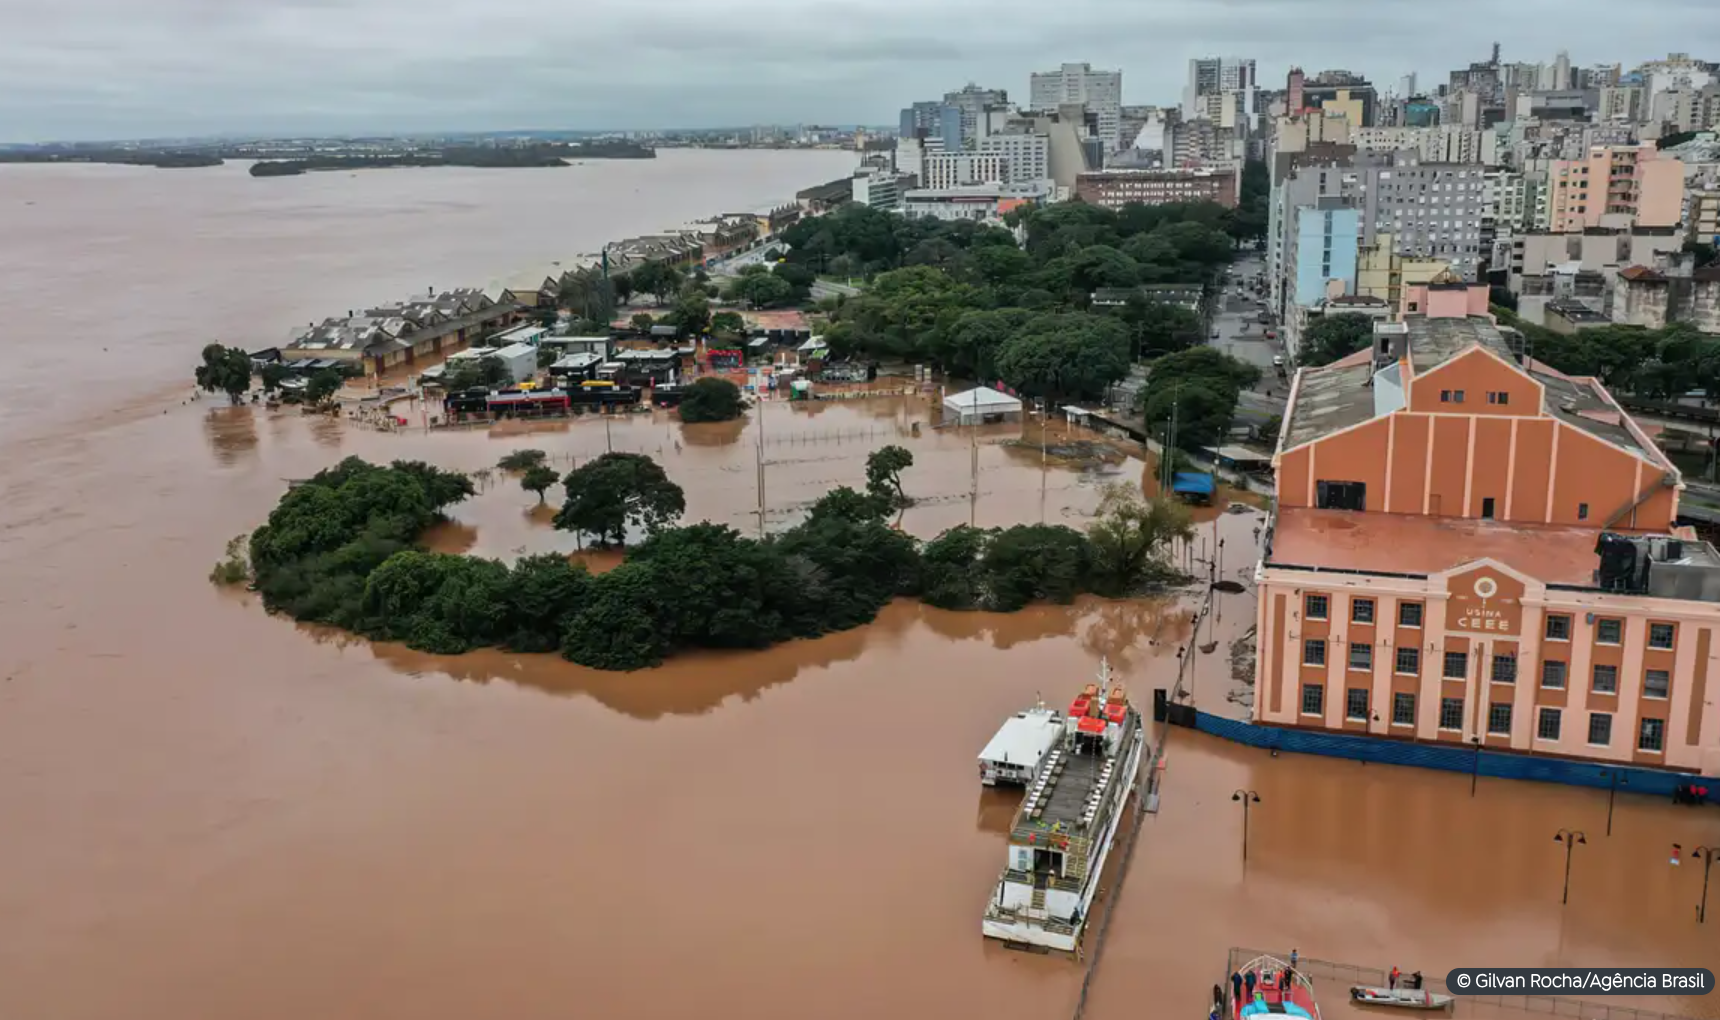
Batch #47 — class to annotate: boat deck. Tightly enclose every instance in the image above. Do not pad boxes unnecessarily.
[1013,743,1115,838]
[1234,965,1319,1020]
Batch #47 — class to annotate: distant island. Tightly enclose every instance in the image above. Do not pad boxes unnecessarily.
[250,141,654,177]
[0,148,222,169]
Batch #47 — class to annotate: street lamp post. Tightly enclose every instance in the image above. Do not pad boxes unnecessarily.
[1602,770,1627,837]
[1695,846,1716,924]
[1470,735,1483,798]
[1554,829,1587,906]
[1233,789,1261,865]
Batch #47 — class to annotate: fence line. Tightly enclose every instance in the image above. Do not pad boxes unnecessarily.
[1224,948,1702,1020]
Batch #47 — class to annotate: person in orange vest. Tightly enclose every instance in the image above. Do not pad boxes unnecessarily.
[1390,966,1401,990]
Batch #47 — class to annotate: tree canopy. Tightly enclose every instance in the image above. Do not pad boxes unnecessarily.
[1298,313,1376,368]
[497,449,548,471]
[445,356,508,392]
[865,445,914,507]
[677,377,746,423]
[553,452,687,546]
[521,465,559,503]
[195,344,252,402]
[1141,347,1261,451]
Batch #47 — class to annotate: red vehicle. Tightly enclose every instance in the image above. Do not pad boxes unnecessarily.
[1264,329,1277,340]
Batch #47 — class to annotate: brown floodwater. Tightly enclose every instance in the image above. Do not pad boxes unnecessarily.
[1,159,1716,1020]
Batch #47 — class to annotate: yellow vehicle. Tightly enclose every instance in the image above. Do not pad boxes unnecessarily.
[580,379,616,389]
[516,379,538,391]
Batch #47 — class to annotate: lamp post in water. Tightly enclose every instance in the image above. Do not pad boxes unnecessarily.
[1600,769,1628,837]
[1233,789,1261,865]
[1554,829,1587,906]
[1693,846,1715,924]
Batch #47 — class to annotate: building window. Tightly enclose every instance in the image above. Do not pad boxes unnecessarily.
[1303,639,1327,666]
[1399,602,1423,628]
[1351,598,1375,624]
[1595,618,1622,644]
[1578,503,1589,520]
[1537,707,1562,741]
[1541,660,1568,689]
[1644,669,1670,699]
[1487,702,1513,735]
[1302,684,1324,716]
[1591,663,1618,694]
[1346,688,1369,721]
[1638,717,1665,753]
[1487,391,1510,405]
[1491,654,1516,683]
[1545,614,1571,640]
[1439,697,1464,731]
[1439,389,1467,403]
[1648,622,1675,649]
[1304,594,1329,620]
[1395,647,1420,675]
[1392,692,1416,726]
[1443,651,1468,679]
[1588,712,1612,746]
[1349,644,1373,671]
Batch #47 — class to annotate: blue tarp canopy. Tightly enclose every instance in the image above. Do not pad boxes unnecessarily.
[1172,472,1216,495]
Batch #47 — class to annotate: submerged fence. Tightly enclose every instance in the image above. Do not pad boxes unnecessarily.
[1188,712,1718,800]
[1224,948,1701,1020]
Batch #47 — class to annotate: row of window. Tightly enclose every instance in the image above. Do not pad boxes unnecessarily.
[1299,639,1674,698]
[1435,389,1512,405]
[1302,594,1678,649]
[1298,686,1668,751]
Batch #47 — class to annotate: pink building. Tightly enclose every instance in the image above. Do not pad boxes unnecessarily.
[1547,144,1684,232]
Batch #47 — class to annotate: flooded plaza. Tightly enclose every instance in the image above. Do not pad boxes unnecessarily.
[1,160,1716,1020]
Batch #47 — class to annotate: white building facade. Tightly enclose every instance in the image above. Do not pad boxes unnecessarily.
[1031,62,1123,152]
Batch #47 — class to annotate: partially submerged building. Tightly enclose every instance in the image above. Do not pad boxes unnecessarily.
[1258,276,1720,776]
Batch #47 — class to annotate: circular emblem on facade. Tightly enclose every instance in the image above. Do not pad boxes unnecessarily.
[1473,577,1499,599]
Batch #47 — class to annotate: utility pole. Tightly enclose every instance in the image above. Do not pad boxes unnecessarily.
[757,402,767,539]
[604,411,614,453]
[969,424,979,528]
[1040,408,1048,524]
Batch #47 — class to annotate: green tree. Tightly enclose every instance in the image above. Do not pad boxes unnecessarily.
[445,355,508,392]
[804,486,891,524]
[677,377,746,423]
[629,261,684,305]
[725,270,795,308]
[710,310,747,339]
[194,343,253,403]
[865,445,914,506]
[259,362,290,394]
[304,368,345,406]
[669,287,712,337]
[557,268,616,324]
[1299,313,1377,367]
[995,313,1131,403]
[940,308,1033,379]
[1141,381,1237,451]
[560,562,674,670]
[504,554,593,653]
[980,524,1095,611]
[918,526,988,609]
[553,452,686,546]
[521,464,559,503]
[361,551,512,654]
[629,312,657,332]
[1086,484,1194,595]
[497,449,548,471]
[1116,297,1202,358]
[1147,346,1261,394]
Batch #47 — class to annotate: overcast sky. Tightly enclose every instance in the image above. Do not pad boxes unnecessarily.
[2,0,1715,142]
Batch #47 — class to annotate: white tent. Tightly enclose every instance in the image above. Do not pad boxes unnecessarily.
[943,385,1023,425]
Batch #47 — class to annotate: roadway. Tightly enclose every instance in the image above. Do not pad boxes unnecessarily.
[1209,253,1289,433]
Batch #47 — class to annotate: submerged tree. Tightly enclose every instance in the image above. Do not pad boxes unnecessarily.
[553,452,686,546]
[521,464,559,503]
[677,377,745,423]
[1085,484,1194,595]
[497,449,548,471]
[865,445,914,507]
[195,343,253,403]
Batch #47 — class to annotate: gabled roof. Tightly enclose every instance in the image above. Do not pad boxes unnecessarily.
[945,386,1023,409]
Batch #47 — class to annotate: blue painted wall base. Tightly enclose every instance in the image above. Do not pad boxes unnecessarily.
[1191,711,1719,802]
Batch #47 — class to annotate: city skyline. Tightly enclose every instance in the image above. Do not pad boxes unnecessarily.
[3,0,1718,142]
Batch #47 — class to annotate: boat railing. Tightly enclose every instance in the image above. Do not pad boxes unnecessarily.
[1224,948,1706,1020]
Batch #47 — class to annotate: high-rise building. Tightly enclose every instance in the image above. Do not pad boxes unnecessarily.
[1184,57,1257,125]
[1287,68,1306,115]
[1302,70,1378,127]
[1030,63,1123,151]
[1546,144,1686,232]
[942,84,1010,149]
[898,102,962,151]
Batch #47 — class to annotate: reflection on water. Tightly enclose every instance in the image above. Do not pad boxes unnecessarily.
[975,786,1021,837]
[200,405,257,466]
[680,417,747,447]
[307,412,343,449]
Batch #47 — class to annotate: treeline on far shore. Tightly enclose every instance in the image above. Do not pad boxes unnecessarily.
[1,139,654,173]
[218,450,1198,672]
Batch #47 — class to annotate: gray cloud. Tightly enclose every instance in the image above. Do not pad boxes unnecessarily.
[0,0,1713,141]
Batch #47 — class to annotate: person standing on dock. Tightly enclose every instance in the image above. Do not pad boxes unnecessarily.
[1389,966,1401,990]
[1245,970,1257,1000]
[1231,970,1243,1005]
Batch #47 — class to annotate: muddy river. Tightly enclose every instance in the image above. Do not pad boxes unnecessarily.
[0,157,1715,1020]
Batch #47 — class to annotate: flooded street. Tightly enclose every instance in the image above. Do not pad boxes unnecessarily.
[1,158,1716,1020]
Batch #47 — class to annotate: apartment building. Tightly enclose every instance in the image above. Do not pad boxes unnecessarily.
[979,131,1051,186]
[850,168,914,209]
[1546,144,1685,232]
[1031,63,1123,151]
[943,83,1011,149]
[1282,198,1362,357]
[1073,166,1239,210]
[1184,57,1257,122]
[1352,125,1499,165]
[899,102,962,150]
[1692,189,1720,244]
[1259,281,1720,776]
[920,152,1007,189]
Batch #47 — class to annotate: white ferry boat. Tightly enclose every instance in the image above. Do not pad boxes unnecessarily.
[977,699,1063,787]
[980,659,1146,953]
